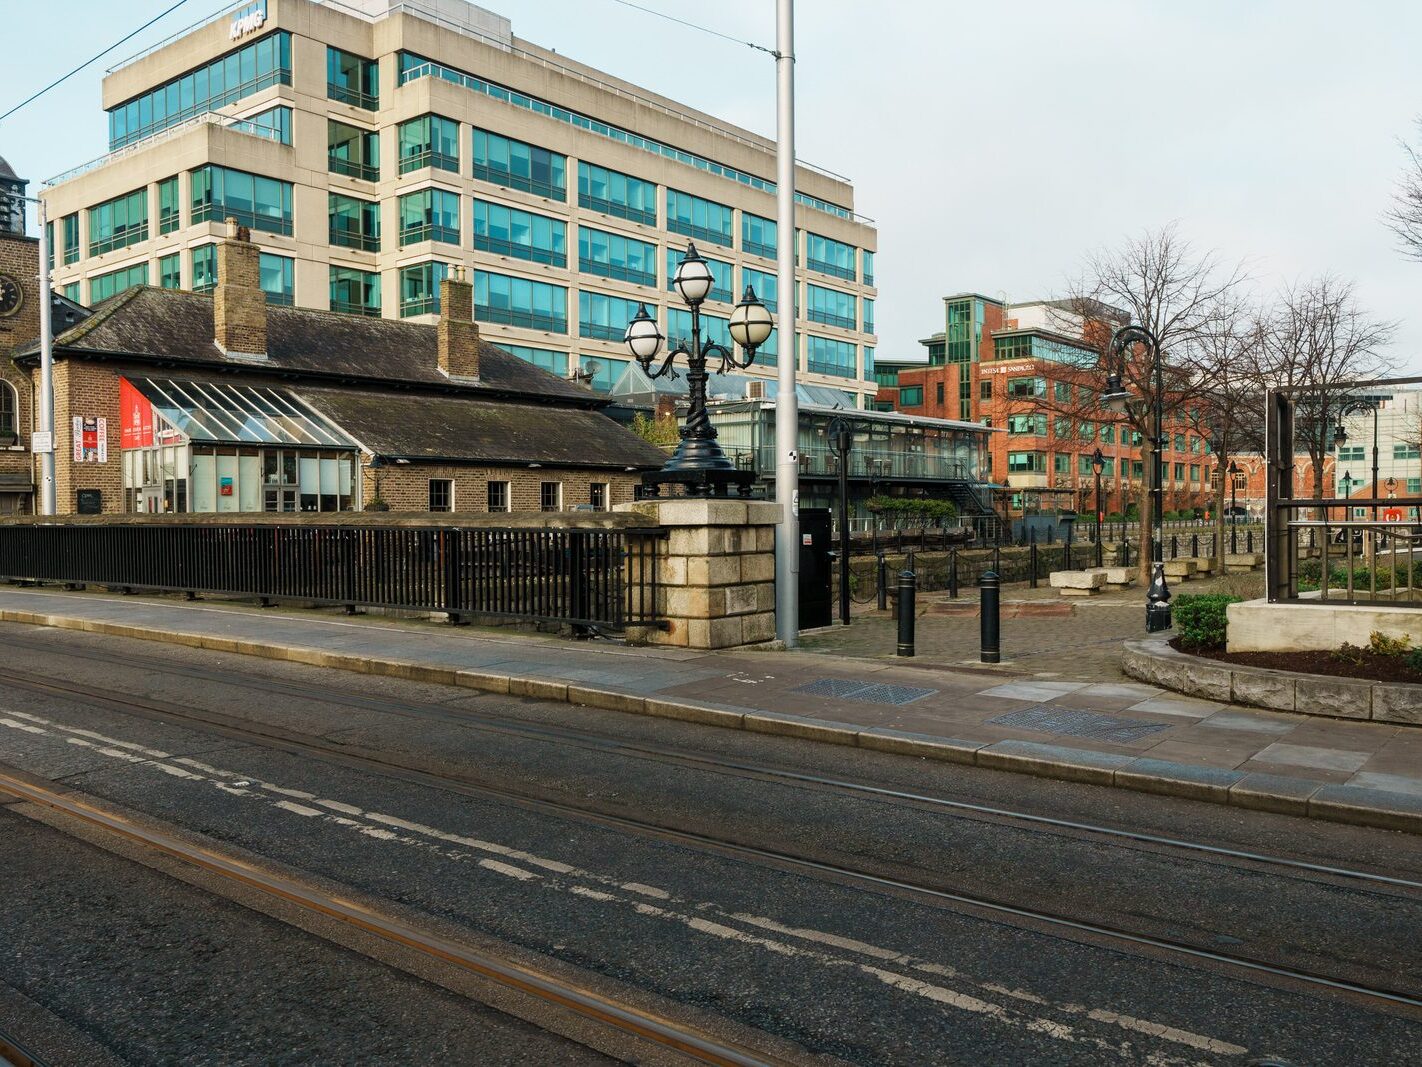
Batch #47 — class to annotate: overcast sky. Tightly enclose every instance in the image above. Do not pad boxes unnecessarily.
[3,0,1420,369]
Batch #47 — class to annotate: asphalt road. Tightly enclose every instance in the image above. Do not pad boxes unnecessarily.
[2,622,1421,1066]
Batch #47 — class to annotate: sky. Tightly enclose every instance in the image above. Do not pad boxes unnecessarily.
[2,0,1420,369]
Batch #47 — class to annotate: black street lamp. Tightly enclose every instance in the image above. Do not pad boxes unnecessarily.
[1227,460,1241,553]
[1102,324,1171,633]
[828,417,854,626]
[625,243,774,497]
[1091,447,1105,567]
[1332,399,1381,520]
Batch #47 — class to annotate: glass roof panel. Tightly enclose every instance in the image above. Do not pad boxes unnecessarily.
[126,377,357,448]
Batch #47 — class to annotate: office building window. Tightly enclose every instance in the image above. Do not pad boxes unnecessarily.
[236,104,291,145]
[863,297,875,334]
[62,214,79,265]
[666,247,731,301]
[1056,453,1072,476]
[399,114,459,173]
[158,176,181,234]
[329,193,380,252]
[327,47,378,109]
[399,188,460,246]
[666,189,732,247]
[741,267,777,312]
[502,344,569,377]
[191,244,216,293]
[191,165,292,235]
[589,482,608,510]
[1007,414,1047,435]
[1336,446,1365,462]
[487,480,510,513]
[44,222,53,272]
[90,263,148,304]
[742,213,777,259]
[1101,426,1115,444]
[578,162,656,225]
[583,355,629,394]
[0,382,14,443]
[861,249,875,285]
[259,253,294,306]
[474,201,566,266]
[1190,464,1201,482]
[805,233,856,280]
[107,31,291,148]
[1409,478,1422,494]
[805,334,857,378]
[428,479,453,512]
[330,266,381,317]
[399,261,447,317]
[1397,444,1421,460]
[87,188,147,256]
[471,128,566,199]
[475,271,567,332]
[158,253,182,290]
[804,283,856,330]
[581,227,656,286]
[63,282,80,303]
[328,120,379,181]
[1007,376,1046,398]
[980,380,992,400]
[668,308,730,351]
[1173,463,1186,482]
[899,386,923,406]
[540,482,562,512]
[1007,451,1047,474]
[580,291,644,342]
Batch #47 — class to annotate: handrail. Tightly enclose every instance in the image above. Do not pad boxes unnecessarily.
[45,111,287,187]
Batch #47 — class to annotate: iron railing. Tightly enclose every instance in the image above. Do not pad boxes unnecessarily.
[1268,504,1422,607]
[0,523,665,631]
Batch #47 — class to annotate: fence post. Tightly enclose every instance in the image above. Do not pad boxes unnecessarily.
[896,569,916,658]
[980,570,1001,664]
[1170,534,1178,560]
[1247,530,1254,553]
[993,544,1001,575]
[1029,542,1039,588]
[1063,541,1070,572]
[1096,529,1104,568]
[1191,534,1198,558]
[948,548,959,599]
[876,552,888,611]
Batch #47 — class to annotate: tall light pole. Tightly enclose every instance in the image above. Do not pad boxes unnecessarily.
[774,0,799,645]
[1091,447,1104,568]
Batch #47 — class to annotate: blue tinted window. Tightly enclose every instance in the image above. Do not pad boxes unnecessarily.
[584,355,629,394]
[502,344,569,377]
[579,291,644,342]
[472,129,566,199]
[666,189,732,247]
[861,249,875,285]
[741,267,777,312]
[805,233,856,281]
[474,201,566,267]
[669,307,730,351]
[399,114,459,174]
[476,271,567,332]
[805,334,857,378]
[192,244,217,293]
[191,165,292,235]
[330,266,382,316]
[90,262,148,304]
[863,297,875,333]
[666,248,731,303]
[578,162,657,225]
[805,283,856,331]
[235,104,291,145]
[742,213,777,258]
[400,261,447,317]
[108,32,291,148]
[327,47,378,109]
[87,188,147,256]
[580,228,656,287]
[399,188,460,246]
[259,252,294,306]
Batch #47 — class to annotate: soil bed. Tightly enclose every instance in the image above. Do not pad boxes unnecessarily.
[1174,637,1422,684]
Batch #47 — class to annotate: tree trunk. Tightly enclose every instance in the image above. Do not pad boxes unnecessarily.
[1213,463,1228,563]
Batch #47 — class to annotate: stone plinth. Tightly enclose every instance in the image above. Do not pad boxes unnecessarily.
[1225,553,1264,573]
[1191,557,1216,574]
[615,498,777,649]
[1050,570,1106,596]
[1163,559,1198,580]
[1228,597,1422,653]
[1086,566,1135,586]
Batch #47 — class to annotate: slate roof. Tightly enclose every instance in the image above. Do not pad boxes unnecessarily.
[298,386,667,469]
[16,286,598,406]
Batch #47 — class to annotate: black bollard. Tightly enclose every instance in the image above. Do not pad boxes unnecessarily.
[896,569,916,657]
[1170,534,1178,560]
[877,552,888,611]
[1029,542,1039,588]
[980,570,1001,664]
[949,548,959,598]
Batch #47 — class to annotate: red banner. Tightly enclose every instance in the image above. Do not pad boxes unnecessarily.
[119,378,153,449]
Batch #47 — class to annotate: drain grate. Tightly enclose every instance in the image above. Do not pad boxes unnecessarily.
[987,704,1171,745]
[792,678,937,706]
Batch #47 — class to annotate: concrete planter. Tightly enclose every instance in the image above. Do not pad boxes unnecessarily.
[1122,632,1422,725]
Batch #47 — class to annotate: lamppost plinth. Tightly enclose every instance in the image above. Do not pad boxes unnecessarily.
[626,244,774,497]
[1104,325,1171,633]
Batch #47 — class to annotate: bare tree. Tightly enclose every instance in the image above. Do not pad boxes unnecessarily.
[1258,276,1395,513]
[1052,224,1248,581]
[1385,120,1422,261]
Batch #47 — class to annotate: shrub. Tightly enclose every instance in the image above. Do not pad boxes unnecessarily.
[1369,630,1412,657]
[865,495,958,525]
[1334,643,1369,666]
[1406,648,1422,673]
[1174,593,1241,651]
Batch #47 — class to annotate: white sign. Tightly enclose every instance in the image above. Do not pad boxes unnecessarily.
[30,431,52,454]
[229,0,267,40]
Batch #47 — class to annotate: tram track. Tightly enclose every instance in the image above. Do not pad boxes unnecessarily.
[0,658,1420,1015]
[1,633,1416,896]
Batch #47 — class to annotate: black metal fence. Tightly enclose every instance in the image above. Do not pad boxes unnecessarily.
[0,523,665,631]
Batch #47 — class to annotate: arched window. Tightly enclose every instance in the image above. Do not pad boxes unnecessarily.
[0,381,17,445]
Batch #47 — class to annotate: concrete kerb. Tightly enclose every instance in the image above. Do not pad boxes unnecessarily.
[3,607,1420,836]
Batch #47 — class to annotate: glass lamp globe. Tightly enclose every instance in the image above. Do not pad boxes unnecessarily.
[673,243,715,305]
[728,286,774,350]
[1101,373,1133,414]
[624,303,663,363]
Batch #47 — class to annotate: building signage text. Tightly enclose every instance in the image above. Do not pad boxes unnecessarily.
[229,0,267,40]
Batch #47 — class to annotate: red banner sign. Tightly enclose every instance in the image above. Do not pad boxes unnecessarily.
[119,377,154,449]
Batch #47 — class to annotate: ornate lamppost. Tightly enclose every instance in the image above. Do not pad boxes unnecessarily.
[624,244,774,497]
[1091,447,1105,567]
[1101,325,1171,632]
[828,417,854,625]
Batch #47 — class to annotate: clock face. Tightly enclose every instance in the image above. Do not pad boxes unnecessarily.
[0,274,21,318]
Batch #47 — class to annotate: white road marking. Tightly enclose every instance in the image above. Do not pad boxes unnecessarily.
[0,707,1243,1061]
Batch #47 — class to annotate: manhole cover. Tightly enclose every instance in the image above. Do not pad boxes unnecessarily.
[793,678,937,706]
[987,704,1171,745]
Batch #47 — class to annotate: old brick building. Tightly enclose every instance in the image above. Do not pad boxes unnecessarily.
[2,214,663,515]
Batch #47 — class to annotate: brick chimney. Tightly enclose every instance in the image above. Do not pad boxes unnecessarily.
[437,265,480,382]
[214,218,266,360]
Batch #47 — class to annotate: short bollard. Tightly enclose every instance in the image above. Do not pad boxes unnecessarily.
[876,552,888,612]
[980,570,1001,664]
[1028,542,1039,589]
[896,569,916,657]
[948,548,959,598]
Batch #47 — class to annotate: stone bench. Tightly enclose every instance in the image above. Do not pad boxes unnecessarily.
[1163,559,1198,580]
[1224,552,1264,573]
[1188,556,1216,575]
[1086,566,1135,587]
[1049,570,1107,596]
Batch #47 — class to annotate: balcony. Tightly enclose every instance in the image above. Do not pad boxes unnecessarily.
[399,150,459,175]
[471,164,564,201]
[399,223,459,247]
[328,82,378,111]
[329,221,380,253]
[666,218,732,248]
[807,257,856,282]
[581,260,655,287]
[480,306,567,332]
[578,194,655,226]
[89,224,147,258]
[477,236,566,268]
[329,156,379,182]
[806,308,857,331]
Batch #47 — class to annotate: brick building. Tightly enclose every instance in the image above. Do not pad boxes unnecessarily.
[1,211,664,515]
[878,293,1242,518]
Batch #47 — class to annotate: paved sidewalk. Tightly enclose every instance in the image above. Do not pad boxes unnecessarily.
[0,585,1419,834]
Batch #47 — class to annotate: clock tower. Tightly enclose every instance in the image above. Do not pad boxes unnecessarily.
[0,155,38,513]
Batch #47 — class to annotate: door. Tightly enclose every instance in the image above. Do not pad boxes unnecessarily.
[798,507,833,630]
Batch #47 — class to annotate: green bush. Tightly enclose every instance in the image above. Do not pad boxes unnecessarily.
[1406,648,1422,673]
[1369,630,1413,657]
[865,495,958,525]
[1174,593,1241,651]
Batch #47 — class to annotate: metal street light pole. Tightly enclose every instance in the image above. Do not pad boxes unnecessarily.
[829,417,852,625]
[774,0,799,646]
[1091,447,1104,568]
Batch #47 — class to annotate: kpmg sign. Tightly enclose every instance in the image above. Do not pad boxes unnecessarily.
[229,0,267,40]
